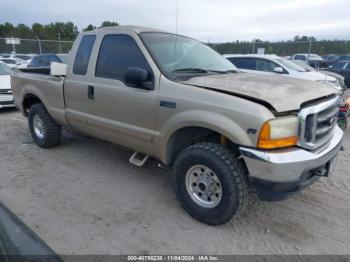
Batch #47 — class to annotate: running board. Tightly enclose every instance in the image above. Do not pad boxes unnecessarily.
[129,152,149,167]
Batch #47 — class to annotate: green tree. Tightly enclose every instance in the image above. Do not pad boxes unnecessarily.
[83,24,96,32]
[99,21,119,28]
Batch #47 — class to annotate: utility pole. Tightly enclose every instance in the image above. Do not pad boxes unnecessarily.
[58,33,62,54]
[35,35,42,54]
[252,39,256,54]
[307,39,312,64]
[11,37,16,54]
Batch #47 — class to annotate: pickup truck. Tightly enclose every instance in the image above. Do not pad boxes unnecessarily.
[11,26,343,225]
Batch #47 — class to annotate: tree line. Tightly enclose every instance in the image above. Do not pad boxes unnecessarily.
[0,21,119,54]
[0,21,119,40]
[209,35,350,56]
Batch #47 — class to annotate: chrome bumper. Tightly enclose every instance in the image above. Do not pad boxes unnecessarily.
[0,94,15,108]
[240,125,343,183]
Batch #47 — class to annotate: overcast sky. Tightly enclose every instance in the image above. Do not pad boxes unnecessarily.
[1,0,350,42]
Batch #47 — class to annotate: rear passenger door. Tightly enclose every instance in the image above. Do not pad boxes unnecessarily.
[65,34,96,130]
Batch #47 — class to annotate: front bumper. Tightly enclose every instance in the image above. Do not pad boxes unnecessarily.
[240,125,343,201]
[0,94,15,108]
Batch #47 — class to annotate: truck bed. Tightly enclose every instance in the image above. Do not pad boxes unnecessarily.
[11,70,68,126]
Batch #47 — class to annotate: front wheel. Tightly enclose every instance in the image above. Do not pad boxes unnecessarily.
[173,143,249,225]
[28,103,62,148]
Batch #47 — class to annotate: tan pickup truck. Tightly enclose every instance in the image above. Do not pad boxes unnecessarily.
[11,26,343,225]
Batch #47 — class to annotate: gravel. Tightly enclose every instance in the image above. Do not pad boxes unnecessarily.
[0,93,349,255]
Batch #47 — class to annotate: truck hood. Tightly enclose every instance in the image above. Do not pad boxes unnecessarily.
[182,73,337,112]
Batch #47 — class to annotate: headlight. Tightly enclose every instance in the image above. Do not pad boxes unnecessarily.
[317,80,342,91]
[257,116,299,149]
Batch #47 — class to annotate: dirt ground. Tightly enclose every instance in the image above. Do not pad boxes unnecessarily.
[0,94,349,255]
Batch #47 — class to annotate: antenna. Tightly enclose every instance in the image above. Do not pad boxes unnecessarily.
[175,0,179,35]
[174,0,179,59]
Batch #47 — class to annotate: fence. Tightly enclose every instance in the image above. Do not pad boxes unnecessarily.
[209,40,350,57]
[1,37,350,57]
[0,37,74,55]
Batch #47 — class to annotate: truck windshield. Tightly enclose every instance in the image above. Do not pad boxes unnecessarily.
[140,32,237,78]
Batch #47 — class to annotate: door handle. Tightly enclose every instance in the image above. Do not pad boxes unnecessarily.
[88,85,94,100]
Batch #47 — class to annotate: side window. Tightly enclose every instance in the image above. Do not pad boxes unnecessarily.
[29,57,38,66]
[73,35,96,75]
[255,59,278,72]
[294,55,306,61]
[346,63,350,70]
[230,58,255,70]
[95,35,151,82]
[333,62,346,70]
[40,56,50,66]
[49,55,60,63]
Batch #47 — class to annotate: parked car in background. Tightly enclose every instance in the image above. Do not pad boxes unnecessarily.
[327,60,350,88]
[0,62,15,108]
[335,54,350,63]
[322,54,340,67]
[57,54,70,64]
[225,54,342,91]
[0,54,33,62]
[27,54,62,68]
[0,58,28,69]
[293,60,346,89]
[291,53,326,68]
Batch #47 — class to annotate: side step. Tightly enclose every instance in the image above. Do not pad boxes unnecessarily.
[129,151,149,167]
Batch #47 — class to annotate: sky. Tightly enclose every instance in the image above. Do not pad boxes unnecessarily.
[1,0,350,42]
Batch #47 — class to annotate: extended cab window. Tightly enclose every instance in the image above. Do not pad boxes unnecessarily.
[73,35,96,75]
[95,35,151,82]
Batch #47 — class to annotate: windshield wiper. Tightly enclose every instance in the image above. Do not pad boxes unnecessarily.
[171,68,209,74]
[207,69,237,74]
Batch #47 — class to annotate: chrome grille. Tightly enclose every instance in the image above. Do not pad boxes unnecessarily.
[298,96,340,150]
[0,89,12,95]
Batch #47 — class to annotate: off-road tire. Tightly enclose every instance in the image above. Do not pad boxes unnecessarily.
[28,103,62,148]
[173,142,249,225]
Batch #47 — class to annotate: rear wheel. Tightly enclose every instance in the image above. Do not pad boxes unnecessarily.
[28,103,62,148]
[173,143,249,225]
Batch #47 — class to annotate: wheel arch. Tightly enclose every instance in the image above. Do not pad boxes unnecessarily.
[161,120,251,166]
[22,93,44,116]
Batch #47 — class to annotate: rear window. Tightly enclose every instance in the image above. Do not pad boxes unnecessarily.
[73,35,96,75]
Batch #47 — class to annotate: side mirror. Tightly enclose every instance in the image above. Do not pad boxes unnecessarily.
[50,62,67,76]
[124,67,153,90]
[273,67,284,73]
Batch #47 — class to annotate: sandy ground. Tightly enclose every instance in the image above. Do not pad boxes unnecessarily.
[0,94,349,255]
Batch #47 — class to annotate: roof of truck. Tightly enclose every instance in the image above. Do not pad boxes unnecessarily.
[95,25,167,34]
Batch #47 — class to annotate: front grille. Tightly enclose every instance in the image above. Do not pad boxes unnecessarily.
[299,96,340,150]
[0,100,14,105]
[0,89,12,95]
